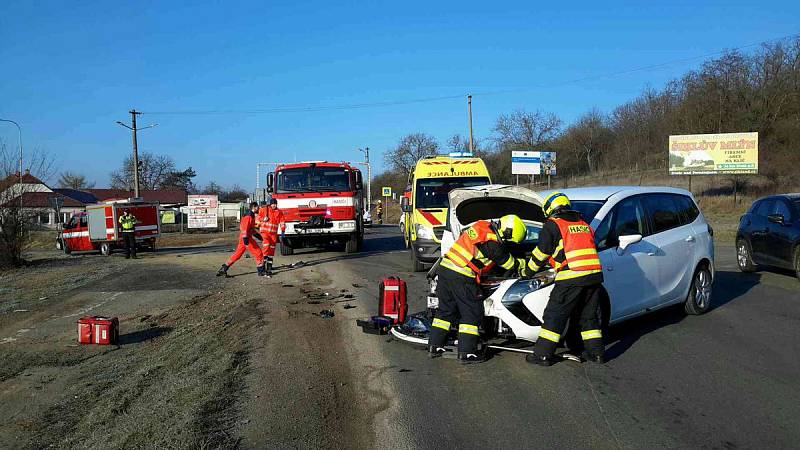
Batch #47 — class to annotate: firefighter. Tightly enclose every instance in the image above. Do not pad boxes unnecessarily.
[257,198,285,276]
[525,191,605,366]
[376,200,383,224]
[429,214,529,364]
[217,202,266,277]
[119,210,137,259]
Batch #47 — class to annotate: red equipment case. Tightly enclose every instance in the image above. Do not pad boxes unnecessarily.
[77,316,119,345]
[378,277,407,325]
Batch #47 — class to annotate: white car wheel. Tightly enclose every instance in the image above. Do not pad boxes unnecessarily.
[685,265,712,315]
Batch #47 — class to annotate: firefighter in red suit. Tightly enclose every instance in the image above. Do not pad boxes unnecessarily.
[217,202,266,277]
[257,198,285,276]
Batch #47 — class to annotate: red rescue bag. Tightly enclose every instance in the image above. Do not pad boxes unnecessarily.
[77,316,119,345]
[378,277,407,325]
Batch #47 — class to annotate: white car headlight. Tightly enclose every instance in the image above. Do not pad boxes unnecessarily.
[416,224,434,240]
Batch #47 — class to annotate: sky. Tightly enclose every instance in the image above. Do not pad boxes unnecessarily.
[1,0,797,190]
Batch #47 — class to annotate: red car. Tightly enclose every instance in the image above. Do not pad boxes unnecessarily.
[56,202,160,255]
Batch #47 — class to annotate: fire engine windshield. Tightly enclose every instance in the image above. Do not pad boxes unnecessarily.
[277,167,351,193]
[415,177,490,209]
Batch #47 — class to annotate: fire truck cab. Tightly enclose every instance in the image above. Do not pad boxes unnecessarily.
[56,201,160,256]
[267,161,365,254]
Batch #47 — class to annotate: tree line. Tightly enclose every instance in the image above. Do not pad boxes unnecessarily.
[376,37,800,200]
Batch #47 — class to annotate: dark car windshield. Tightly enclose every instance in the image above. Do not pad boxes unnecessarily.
[415,177,491,209]
[571,200,606,222]
[277,167,351,193]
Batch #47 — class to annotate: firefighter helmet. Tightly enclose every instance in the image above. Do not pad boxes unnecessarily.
[498,215,527,244]
[542,191,571,217]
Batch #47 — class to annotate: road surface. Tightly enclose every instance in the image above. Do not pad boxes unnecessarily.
[1,225,798,448]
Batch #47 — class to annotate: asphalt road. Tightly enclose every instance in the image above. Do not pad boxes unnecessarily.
[317,224,800,449]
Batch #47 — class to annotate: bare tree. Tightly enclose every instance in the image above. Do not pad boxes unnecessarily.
[110,152,177,191]
[58,171,95,189]
[560,108,612,173]
[383,133,439,175]
[0,140,57,267]
[493,110,562,151]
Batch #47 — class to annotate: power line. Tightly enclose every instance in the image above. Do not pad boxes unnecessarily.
[141,32,798,116]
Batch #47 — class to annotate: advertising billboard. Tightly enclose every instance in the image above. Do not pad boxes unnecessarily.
[511,151,541,175]
[187,195,219,228]
[669,132,758,175]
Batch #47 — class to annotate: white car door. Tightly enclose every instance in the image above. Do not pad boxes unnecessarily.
[641,194,696,305]
[594,196,661,321]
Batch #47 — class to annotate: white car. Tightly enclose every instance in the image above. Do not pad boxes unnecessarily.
[441,185,715,327]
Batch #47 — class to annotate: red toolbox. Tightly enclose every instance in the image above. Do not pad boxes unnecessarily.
[77,316,119,345]
[378,277,407,325]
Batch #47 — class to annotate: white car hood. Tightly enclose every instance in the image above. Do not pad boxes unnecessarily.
[448,184,545,235]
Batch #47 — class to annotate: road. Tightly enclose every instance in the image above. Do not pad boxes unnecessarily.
[1,225,798,448]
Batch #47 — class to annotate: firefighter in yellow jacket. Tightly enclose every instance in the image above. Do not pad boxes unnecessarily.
[429,215,528,364]
[526,192,605,366]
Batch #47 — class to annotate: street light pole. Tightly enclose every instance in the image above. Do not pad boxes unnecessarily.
[0,118,23,207]
[468,95,474,155]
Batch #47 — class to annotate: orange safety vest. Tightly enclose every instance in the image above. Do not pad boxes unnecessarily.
[258,207,285,234]
[240,213,257,239]
[549,217,602,279]
[441,220,499,282]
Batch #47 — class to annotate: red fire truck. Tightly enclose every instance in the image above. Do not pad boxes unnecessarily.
[56,201,161,255]
[266,161,365,254]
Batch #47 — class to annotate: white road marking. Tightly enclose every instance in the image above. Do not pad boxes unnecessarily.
[62,292,123,318]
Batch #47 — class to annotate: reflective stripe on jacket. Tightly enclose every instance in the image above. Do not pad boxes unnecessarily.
[258,207,285,234]
[119,214,136,231]
[528,215,602,282]
[441,220,516,281]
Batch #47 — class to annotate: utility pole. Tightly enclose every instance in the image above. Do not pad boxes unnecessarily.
[116,110,156,199]
[467,95,475,155]
[130,110,141,198]
[359,147,371,210]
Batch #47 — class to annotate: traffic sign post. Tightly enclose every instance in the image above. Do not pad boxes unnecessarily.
[512,151,540,187]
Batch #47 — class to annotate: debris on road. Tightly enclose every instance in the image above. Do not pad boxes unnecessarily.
[343,304,356,309]
[289,261,306,268]
[316,310,335,319]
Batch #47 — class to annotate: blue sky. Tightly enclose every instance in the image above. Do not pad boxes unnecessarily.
[0,1,797,189]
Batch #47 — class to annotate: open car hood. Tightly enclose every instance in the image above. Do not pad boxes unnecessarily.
[448,184,546,234]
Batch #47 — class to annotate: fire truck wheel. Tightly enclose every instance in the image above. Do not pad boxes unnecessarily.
[280,240,294,256]
[345,233,359,254]
[100,243,112,256]
[63,241,71,255]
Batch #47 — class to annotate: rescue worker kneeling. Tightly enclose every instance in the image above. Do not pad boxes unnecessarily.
[526,192,605,366]
[429,215,529,364]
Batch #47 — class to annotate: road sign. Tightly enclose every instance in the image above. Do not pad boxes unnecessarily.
[382,186,392,197]
[511,151,541,175]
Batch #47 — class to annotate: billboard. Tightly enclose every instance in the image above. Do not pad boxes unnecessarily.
[511,151,540,175]
[669,132,758,175]
[187,195,219,228]
[540,151,557,176]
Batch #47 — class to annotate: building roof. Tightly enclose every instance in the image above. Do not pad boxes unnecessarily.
[53,188,99,204]
[84,189,188,204]
[0,171,47,191]
[1,191,84,208]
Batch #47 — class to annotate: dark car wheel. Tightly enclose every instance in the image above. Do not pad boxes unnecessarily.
[736,239,757,273]
[794,247,800,281]
[685,264,713,315]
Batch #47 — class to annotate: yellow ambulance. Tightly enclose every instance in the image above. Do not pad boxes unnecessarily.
[401,155,491,271]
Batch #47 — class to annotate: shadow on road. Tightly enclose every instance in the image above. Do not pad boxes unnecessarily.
[709,270,761,311]
[118,326,172,345]
[603,270,759,361]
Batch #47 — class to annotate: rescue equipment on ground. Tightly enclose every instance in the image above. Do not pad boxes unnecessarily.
[356,316,393,335]
[77,316,119,345]
[378,276,408,325]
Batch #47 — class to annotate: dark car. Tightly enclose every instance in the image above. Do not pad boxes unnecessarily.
[736,194,800,279]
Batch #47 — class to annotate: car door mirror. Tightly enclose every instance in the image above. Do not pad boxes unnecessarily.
[266,172,274,194]
[618,234,642,252]
[767,214,785,225]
